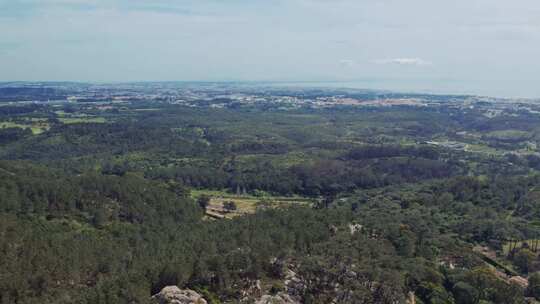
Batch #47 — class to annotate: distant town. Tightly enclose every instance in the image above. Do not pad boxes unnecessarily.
[1,82,539,112]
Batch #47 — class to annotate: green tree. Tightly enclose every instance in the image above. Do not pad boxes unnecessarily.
[223,201,237,213]
[453,281,479,304]
[513,249,535,274]
[197,194,211,210]
[92,207,108,228]
[528,272,540,300]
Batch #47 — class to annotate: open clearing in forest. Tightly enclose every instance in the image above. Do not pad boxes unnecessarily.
[502,239,540,256]
[59,117,107,124]
[0,120,49,134]
[192,189,312,219]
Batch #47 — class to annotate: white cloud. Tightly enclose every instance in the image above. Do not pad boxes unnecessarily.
[374,58,432,66]
[339,59,355,67]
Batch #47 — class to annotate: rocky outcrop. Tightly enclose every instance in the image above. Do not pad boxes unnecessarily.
[255,292,299,304]
[509,276,529,288]
[237,279,263,302]
[348,223,363,235]
[151,286,207,304]
[284,268,306,299]
[406,291,416,304]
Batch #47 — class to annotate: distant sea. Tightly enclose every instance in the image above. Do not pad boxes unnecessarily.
[270,79,540,99]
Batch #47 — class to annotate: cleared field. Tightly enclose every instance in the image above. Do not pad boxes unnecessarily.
[502,239,540,255]
[133,108,161,111]
[485,130,532,142]
[464,143,502,155]
[0,121,49,135]
[192,189,311,203]
[59,117,107,124]
[192,189,312,219]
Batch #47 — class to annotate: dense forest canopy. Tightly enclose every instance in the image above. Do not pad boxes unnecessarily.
[2,86,540,303]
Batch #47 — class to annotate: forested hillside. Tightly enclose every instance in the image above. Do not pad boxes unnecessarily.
[2,96,540,303]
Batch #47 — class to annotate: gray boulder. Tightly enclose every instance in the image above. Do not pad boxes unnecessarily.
[255,292,299,304]
[151,286,207,304]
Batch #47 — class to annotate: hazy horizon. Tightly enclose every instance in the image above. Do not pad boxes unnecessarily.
[2,0,540,98]
[2,79,537,99]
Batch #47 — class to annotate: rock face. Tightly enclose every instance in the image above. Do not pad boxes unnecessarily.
[238,279,262,300]
[284,269,305,299]
[255,292,299,304]
[348,223,363,235]
[152,286,207,304]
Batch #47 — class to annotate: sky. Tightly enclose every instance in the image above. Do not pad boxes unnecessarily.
[1,0,540,97]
